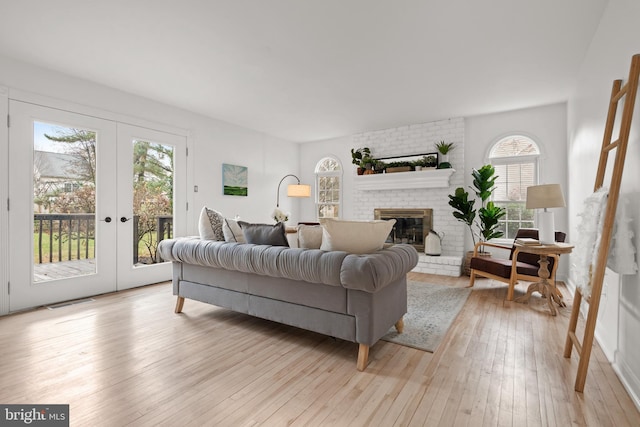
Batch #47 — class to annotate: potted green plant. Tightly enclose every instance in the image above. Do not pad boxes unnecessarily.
[371,159,386,173]
[423,155,438,168]
[385,160,412,173]
[448,164,506,274]
[351,147,371,175]
[361,152,375,172]
[435,141,454,169]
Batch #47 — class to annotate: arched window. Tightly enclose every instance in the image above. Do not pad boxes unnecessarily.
[489,135,540,239]
[315,157,342,219]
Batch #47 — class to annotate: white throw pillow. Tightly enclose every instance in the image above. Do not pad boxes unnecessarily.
[320,218,396,254]
[198,206,225,241]
[297,224,323,249]
[223,218,246,243]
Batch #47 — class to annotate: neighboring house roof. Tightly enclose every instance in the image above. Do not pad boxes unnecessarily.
[34,150,84,180]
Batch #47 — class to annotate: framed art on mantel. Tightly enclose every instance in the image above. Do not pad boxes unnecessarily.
[222,163,248,196]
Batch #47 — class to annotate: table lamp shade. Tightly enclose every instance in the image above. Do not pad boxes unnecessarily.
[526,184,566,209]
[526,184,566,244]
[287,184,311,198]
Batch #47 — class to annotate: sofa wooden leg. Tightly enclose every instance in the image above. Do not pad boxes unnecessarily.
[395,317,404,334]
[175,296,185,313]
[357,344,369,371]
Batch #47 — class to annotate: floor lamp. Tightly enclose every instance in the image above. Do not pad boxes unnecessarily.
[526,184,566,244]
[276,174,311,208]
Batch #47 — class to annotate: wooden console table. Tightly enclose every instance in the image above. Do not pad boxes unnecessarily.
[513,242,574,316]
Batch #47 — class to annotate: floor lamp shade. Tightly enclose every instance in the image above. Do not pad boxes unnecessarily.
[526,184,566,244]
[276,174,311,207]
[287,184,311,198]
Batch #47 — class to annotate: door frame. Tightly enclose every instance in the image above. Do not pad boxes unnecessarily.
[1,89,192,314]
[0,86,9,315]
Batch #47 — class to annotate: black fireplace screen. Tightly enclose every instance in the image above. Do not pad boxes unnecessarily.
[374,208,433,252]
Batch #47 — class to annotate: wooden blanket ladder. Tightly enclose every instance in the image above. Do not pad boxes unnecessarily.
[564,53,640,392]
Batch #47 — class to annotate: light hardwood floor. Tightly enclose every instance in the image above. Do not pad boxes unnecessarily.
[0,273,638,426]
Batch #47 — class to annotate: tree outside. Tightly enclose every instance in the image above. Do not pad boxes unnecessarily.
[132,140,174,264]
[34,125,174,265]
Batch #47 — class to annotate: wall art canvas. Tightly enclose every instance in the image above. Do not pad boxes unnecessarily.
[222,163,248,196]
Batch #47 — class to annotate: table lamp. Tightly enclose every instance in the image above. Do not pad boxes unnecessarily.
[526,184,566,244]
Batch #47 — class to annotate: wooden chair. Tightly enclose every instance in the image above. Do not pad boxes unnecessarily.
[468,228,567,300]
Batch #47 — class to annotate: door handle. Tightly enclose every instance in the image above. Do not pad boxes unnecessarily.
[120,217,132,223]
[101,216,112,223]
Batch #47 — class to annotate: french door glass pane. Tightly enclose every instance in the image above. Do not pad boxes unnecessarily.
[33,122,96,282]
[132,140,174,266]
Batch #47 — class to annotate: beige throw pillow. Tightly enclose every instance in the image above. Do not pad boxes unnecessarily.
[297,224,323,249]
[198,206,225,241]
[320,218,395,254]
[223,218,246,243]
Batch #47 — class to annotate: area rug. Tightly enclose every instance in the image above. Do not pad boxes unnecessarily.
[382,281,471,353]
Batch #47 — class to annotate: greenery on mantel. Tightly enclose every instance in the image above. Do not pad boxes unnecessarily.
[354,167,455,191]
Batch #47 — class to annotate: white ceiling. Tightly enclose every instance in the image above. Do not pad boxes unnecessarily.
[0,1,608,142]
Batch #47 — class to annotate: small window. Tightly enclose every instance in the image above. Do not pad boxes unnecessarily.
[315,157,342,219]
[489,135,540,239]
[63,182,80,192]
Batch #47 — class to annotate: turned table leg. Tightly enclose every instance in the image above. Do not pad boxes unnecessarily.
[515,254,565,316]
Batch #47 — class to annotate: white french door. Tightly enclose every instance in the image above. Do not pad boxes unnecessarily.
[116,123,186,290]
[8,101,186,311]
[9,101,117,310]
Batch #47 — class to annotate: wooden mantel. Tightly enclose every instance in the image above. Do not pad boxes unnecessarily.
[354,168,456,191]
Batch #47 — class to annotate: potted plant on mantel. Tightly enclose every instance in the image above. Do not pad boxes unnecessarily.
[435,141,454,169]
[448,164,506,276]
[351,147,371,175]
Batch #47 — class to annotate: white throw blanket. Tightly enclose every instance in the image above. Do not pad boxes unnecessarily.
[608,197,638,275]
[571,187,638,297]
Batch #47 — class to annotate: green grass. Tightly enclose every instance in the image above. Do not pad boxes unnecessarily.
[34,231,166,264]
[34,232,95,263]
[224,186,248,196]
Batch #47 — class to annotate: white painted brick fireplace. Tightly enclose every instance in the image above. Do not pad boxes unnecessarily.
[351,118,465,276]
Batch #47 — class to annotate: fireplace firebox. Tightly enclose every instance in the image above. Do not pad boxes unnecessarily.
[374,208,433,253]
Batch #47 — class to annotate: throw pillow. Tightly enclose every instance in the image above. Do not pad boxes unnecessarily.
[198,206,225,241]
[238,221,289,247]
[297,224,323,249]
[320,218,395,254]
[223,218,246,243]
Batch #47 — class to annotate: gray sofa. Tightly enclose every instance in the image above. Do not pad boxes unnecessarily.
[157,237,419,370]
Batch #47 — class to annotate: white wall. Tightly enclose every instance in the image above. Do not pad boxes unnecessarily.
[567,0,640,407]
[465,103,569,279]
